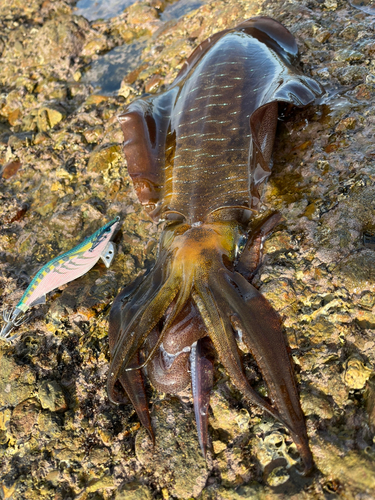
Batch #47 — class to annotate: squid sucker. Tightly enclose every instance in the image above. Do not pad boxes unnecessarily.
[109,16,324,473]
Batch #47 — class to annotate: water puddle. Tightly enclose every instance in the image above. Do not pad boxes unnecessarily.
[160,0,206,21]
[75,0,134,20]
[75,0,207,21]
[349,0,375,15]
[82,37,148,95]
[79,0,207,95]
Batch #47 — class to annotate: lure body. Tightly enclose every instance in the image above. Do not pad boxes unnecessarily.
[109,17,324,472]
[1,216,120,340]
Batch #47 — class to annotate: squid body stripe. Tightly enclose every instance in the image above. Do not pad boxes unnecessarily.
[195,93,223,100]
[178,115,211,126]
[179,132,215,139]
[205,102,230,107]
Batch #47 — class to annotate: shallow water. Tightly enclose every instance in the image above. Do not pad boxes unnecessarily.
[75,0,207,21]
[75,0,133,20]
[349,0,375,15]
[80,0,207,94]
[82,38,148,94]
[160,0,206,21]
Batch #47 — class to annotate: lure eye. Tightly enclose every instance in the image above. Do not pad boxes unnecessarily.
[104,227,112,233]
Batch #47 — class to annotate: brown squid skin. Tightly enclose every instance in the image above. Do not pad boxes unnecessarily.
[109,16,324,474]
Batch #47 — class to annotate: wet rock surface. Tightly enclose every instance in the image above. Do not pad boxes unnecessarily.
[0,0,375,498]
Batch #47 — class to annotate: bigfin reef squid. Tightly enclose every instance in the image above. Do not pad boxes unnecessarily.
[109,16,324,473]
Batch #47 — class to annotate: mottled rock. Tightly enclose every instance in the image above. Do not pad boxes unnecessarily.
[0,355,36,407]
[37,412,63,438]
[0,408,12,445]
[36,106,66,131]
[312,436,375,491]
[83,126,104,144]
[333,250,375,294]
[135,397,208,499]
[1,160,21,180]
[336,66,368,85]
[31,18,86,65]
[10,398,41,439]
[115,481,152,500]
[83,475,114,493]
[1,0,375,498]
[343,355,373,390]
[81,36,109,57]
[301,391,335,420]
[87,144,122,173]
[127,2,159,24]
[38,380,67,412]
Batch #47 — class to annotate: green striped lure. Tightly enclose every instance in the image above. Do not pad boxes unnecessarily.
[1,216,121,341]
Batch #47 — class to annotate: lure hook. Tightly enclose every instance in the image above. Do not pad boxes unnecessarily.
[0,307,29,340]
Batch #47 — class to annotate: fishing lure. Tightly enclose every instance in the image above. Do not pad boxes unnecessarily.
[1,216,120,340]
[108,16,325,473]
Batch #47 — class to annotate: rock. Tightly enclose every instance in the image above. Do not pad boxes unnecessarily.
[0,408,12,445]
[336,66,368,85]
[127,3,159,24]
[0,355,36,407]
[312,436,375,491]
[365,378,375,429]
[81,36,109,57]
[84,475,114,493]
[301,391,335,420]
[87,143,122,173]
[266,465,290,487]
[38,380,67,412]
[31,18,86,65]
[342,355,373,390]
[83,126,104,144]
[36,105,66,131]
[10,398,41,439]
[1,160,21,179]
[336,117,357,132]
[135,397,208,499]
[333,250,375,294]
[1,0,375,497]
[115,481,152,500]
[37,412,63,438]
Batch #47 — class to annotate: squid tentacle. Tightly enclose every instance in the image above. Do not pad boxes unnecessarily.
[107,271,181,403]
[192,282,285,425]
[108,282,156,440]
[112,253,170,358]
[117,353,155,442]
[190,338,214,457]
[129,264,194,371]
[214,269,313,473]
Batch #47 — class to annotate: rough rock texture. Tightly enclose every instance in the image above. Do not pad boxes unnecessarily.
[0,0,375,498]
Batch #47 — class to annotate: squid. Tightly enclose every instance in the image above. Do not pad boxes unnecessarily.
[108,16,324,473]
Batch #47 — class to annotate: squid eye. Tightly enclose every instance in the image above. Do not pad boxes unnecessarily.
[235,234,247,257]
